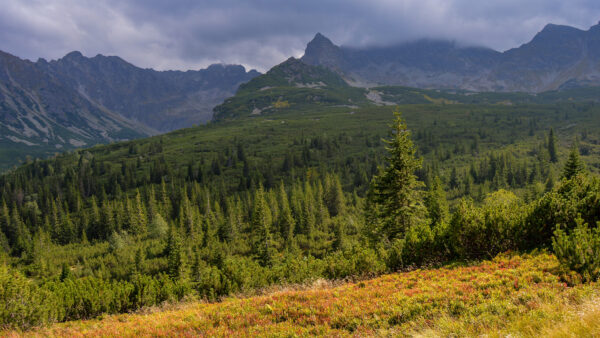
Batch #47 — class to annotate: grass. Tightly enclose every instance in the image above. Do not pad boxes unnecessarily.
[5,253,598,337]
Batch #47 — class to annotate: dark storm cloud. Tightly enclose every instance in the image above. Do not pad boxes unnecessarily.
[1,0,600,72]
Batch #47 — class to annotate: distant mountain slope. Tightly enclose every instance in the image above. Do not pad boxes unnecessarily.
[0,50,149,170]
[213,57,368,120]
[0,49,260,170]
[37,52,260,131]
[302,22,600,92]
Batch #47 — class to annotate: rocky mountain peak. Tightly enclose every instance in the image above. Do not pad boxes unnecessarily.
[62,51,85,61]
[302,33,343,69]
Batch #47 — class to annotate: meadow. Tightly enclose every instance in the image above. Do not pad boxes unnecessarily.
[4,253,598,337]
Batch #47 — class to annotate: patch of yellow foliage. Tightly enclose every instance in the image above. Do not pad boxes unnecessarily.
[273,100,290,109]
[422,94,457,104]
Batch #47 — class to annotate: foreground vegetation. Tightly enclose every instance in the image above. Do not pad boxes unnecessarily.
[1,107,600,331]
[2,68,600,331]
[3,254,599,337]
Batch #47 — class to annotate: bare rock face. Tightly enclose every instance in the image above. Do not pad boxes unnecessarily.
[301,23,600,92]
[37,53,260,131]
[0,50,152,169]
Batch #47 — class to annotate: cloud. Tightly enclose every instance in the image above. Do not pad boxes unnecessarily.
[1,0,599,72]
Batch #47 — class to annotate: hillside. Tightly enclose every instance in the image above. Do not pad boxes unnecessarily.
[7,254,600,336]
[0,50,259,170]
[3,52,600,333]
[5,5,600,336]
[37,52,260,131]
[302,22,600,92]
[0,51,150,171]
[213,57,367,120]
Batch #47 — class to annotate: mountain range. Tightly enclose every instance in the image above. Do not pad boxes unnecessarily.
[36,52,260,131]
[2,21,600,170]
[302,22,600,92]
[0,50,259,169]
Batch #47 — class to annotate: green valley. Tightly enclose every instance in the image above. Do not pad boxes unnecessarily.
[1,56,600,335]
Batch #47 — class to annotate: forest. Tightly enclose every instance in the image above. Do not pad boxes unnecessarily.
[1,99,600,329]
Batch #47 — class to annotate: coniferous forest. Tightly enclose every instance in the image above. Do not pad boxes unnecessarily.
[2,97,600,329]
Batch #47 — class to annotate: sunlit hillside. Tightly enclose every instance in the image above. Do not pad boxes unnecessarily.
[5,254,599,337]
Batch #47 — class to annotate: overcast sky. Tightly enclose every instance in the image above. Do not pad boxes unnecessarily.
[1,0,600,72]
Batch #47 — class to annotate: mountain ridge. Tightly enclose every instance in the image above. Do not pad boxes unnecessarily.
[36,51,260,131]
[302,22,600,92]
[0,49,260,169]
[0,50,151,170]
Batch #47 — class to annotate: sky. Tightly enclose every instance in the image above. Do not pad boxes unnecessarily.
[1,0,600,72]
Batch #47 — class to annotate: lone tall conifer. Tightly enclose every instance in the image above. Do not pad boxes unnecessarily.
[366,111,427,241]
[562,145,585,179]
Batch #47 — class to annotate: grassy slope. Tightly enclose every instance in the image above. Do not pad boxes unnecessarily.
[74,102,600,199]
[8,254,598,337]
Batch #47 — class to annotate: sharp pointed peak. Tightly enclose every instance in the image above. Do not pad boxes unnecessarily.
[310,32,334,45]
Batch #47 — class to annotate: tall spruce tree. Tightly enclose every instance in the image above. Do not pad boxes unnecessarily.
[251,185,275,266]
[278,182,296,249]
[366,111,427,241]
[324,174,345,217]
[165,225,183,279]
[562,146,586,179]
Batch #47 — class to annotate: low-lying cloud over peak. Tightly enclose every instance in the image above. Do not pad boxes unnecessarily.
[1,0,599,72]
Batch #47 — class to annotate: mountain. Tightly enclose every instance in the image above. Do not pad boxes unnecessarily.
[302,22,600,92]
[0,50,259,170]
[37,52,260,131]
[213,57,368,120]
[0,50,150,170]
[213,56,600,121]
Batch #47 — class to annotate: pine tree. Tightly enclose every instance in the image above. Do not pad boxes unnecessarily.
[8,206,31,255]
[0,201,10,246]
[100,201,115,240]
[562,146,586,179]
[332,218,346,251]
[366,111,427,241]
[0,228,9,254]
[548,128,558,163]
[165,226,183,279]
[60,262,72,281]
[324,175,345,217]
[58,211,75,245]
[160,179,172,218]
[133,189,147,236]
[178,195,195,235]
[425,176,449,226]
[449,167,459,189]
[134,248,144,274]
[251,186,275,265]
[220,198,240,243]
[278,182,296,248]
[315,182,329,229]
[147,186,158,222]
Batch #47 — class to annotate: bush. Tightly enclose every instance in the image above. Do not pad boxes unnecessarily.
[449,190,523,260]
[0,265,59,329]
[552,218,600,282]
[523,174,600,249]
[323,246,386,279]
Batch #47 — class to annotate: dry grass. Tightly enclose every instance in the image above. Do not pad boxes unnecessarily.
[3,253,599,337]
